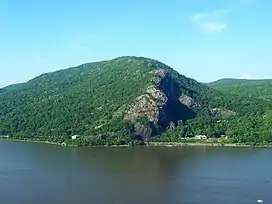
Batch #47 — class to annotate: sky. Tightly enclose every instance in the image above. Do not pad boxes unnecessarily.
[1,0,272,88]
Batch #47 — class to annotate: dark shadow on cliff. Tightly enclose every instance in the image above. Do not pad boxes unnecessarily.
[151,99,196,136]
[166,99,196,124]
[157,72,196,130]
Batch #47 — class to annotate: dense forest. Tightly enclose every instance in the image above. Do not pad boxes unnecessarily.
[208,78,272,102]
[1,57,272,146]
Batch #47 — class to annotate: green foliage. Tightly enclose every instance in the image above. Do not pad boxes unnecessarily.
[1,57,272,146]
[206,78,272,144]
[208,78,272,102]
[135,116,150,126]
[0,57,155,145]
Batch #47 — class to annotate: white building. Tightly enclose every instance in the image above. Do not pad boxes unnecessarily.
[71,135,80,140]
[194,135,207,140]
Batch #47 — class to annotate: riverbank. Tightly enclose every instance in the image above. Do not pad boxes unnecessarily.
[0,138,132,148]
[1,138,272,148]
[148,142,272,148]
[0,138,64,146]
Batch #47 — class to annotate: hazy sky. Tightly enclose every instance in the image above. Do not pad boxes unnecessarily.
[1,0,271,87]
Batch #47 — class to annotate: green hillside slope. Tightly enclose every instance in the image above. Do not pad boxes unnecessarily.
[1,57,272,146]
[208,78,272,101]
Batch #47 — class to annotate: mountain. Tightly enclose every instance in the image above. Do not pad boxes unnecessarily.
[1,57,272,146]
[208,78,272,102]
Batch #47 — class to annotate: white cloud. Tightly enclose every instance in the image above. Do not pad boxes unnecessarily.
[202,22,227,33]
[192,10,228,33]
[192,13,211,22]
[239,73,251,79]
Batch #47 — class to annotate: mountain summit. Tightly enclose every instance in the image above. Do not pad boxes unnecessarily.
[1,57,271,145]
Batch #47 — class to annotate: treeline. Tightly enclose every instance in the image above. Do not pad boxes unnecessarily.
[1,57,272,146]
[0,58,153,138]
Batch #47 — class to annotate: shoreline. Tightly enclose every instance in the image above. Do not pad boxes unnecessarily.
[147,142,272,148]
[1,138,272,148]
[0,138,63,146]
[0,138,131,148]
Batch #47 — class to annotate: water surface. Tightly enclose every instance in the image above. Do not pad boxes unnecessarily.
[0,141,271,204]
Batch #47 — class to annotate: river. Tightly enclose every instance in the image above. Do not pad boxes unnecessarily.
[0,140,271,204]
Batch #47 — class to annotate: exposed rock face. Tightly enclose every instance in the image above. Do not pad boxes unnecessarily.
[210,108,235,119]
[124,70,169,139]
[179,94,197,108]
[124,69,196,137]
[134,123,152,140]
[124,88,167,123]
[153,69,167,85]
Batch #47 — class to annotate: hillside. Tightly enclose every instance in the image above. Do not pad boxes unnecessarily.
[208,78,272,101]
[1,57,272,146]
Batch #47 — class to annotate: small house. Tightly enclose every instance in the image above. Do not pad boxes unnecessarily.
[71,135,80,140]
[194,135,207,140]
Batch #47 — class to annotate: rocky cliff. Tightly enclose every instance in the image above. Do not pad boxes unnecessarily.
[0,56,238,142]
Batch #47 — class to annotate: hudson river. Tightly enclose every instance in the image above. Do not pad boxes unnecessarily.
[0,140,271,204]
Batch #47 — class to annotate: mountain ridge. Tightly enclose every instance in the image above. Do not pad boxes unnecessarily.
[208,78,272,102]
[208,78,272,85]
[1,56,272,146]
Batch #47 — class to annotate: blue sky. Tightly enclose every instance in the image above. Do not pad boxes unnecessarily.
[1,0,271,87]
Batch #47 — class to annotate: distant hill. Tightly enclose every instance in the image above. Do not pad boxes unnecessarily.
[1,58,272,146]
[208,78,272,101]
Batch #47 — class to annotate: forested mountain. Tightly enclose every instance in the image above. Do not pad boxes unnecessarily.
[208,78,272,101]
[1,57,272,146]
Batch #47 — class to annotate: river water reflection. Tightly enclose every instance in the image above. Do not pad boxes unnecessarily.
[0,141,271,204]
